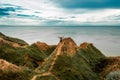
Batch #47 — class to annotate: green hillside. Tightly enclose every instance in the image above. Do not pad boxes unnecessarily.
[35,38,105,80]
[0,32,119,80]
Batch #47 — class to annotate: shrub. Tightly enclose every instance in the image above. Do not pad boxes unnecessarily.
[106,71,120,80]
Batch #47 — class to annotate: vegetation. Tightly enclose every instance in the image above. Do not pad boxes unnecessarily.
[0,69,34,80]
[0,32,119,80]
[28,44,47,61]
[0,43,27,65]
[37,38,104,80]
[51,53,101,80]
[0,43,50,68]
[36,75,56,80]
[106,71,120,80]
[0,32,28,46]
[44,45,56,56]
[94,57,120,79]
[78,43,105,68]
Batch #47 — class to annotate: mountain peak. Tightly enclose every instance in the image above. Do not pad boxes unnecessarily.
[35,41,49,51]
[79,42,93,49]
[55,37,78,56]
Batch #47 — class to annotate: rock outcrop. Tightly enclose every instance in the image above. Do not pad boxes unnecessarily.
[0,59,22,72]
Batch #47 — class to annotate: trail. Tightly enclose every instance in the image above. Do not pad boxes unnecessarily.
[31,72,51,80]
[31,71,60,80]
[31,44,62,80]
[48,44,62,71]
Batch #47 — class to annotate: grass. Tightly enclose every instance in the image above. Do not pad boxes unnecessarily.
[36,75,56,80]
[0,43,26,65]
[106,71,120,80]
[27,44,47,61]
[0,33,109,80]
[0,32,28,46]
[78,44,105,68]
[0,68,34,80]
[0,42,48,68]
[44,45,56,56]
[51,53,101,80]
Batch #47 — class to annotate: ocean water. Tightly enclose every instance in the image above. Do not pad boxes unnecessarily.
[0,26,120,56]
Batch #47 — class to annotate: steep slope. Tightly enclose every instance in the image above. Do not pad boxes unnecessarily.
[24,42,56,68]
[95,56,120,80]
[0,42,48,68]
[78,42,105,67]
[1,32,119,80]
[0,32,51,68]
[0,40,28,66]
[0,32,28,47]
[32,37,105,80]
[33,41,56,56]
[0,59,34,80]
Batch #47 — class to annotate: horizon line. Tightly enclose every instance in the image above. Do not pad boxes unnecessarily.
[0,25,120,27]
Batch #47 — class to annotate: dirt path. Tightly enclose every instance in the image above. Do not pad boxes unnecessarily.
[31,72,51,80]
[31,72,60,80]
[48,44,62,71]
[31,44,63,80]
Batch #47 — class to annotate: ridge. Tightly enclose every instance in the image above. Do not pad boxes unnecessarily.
[55,37,78,56]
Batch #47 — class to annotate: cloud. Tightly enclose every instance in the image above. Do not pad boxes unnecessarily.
[0,7,15,17]
[52,0,120,9]
[0,0,120,26]
[0,4,27,17]
[16,14,40,19]
[0,10,10,16]
[0,17,42,25]
[104,14,120,20]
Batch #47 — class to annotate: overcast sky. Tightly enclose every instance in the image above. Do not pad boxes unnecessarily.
[0,0,120,26]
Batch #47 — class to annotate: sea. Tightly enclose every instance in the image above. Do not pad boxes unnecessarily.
[0,25,120,56]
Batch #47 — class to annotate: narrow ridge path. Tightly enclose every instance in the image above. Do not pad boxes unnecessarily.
[31,44,63,80]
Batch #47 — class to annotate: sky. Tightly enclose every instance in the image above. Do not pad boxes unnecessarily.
[0,0,120,26]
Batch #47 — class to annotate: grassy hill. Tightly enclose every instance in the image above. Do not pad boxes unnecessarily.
[0,32,119,80]
[35,38,105,80]
[0,32,55,68]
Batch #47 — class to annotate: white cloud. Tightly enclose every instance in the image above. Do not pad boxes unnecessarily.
[0,17,43,25]
[0,0,120,25]
[63,9,120,25]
